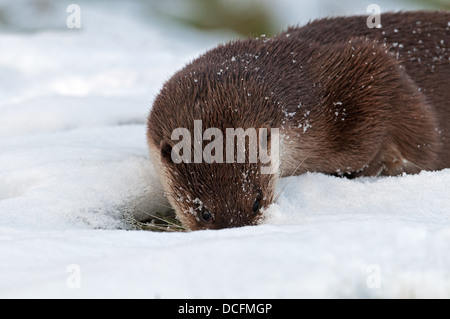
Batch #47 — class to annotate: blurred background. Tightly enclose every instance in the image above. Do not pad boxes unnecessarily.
[0,0,448,36]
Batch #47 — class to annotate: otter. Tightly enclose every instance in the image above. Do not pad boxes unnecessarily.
[147,11,450,231]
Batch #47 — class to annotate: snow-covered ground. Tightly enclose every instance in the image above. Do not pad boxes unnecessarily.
[1,1,449,298]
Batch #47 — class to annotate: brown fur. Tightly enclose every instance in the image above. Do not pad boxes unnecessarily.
[148,11,450,230]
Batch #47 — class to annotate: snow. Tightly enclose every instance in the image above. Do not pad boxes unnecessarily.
[1,1,450,298]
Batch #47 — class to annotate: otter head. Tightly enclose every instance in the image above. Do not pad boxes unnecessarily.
[148,52,282,230]
[157,133,279,230]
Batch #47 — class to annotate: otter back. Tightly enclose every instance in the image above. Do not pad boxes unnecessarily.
[147,11,450,230]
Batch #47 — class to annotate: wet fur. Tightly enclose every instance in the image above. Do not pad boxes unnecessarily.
[148,11,450,230]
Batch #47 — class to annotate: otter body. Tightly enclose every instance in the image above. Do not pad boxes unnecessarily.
[148,11,450,230]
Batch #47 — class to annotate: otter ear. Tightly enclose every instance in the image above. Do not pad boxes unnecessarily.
[160,139,174,165]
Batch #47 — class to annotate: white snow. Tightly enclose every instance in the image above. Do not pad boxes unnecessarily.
[1,1,450,299]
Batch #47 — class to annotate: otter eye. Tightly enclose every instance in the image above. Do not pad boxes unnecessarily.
[200,209,213,223]
[252,201,260,214]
